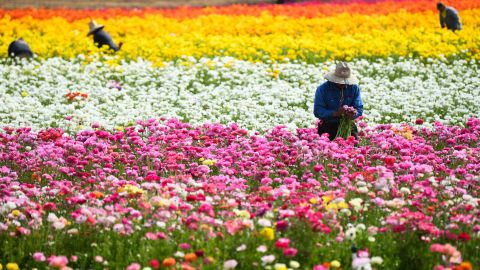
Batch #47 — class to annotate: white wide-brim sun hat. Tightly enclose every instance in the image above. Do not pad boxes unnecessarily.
[324,62,359,85]
[87,20,105,36]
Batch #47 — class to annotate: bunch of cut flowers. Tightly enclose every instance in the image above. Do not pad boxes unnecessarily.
[336,105,357,139]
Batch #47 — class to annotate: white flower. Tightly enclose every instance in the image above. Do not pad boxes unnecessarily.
[236,244,247,251]
[173,251,184,258]
[1,57,477,133]
[261,255,276,264]
[371,256,383,265]
[289,261,300,269]
[257,245,268,253]
[258,218,272,227]
[345,227,357,241]
[349,198,364,211]
[356,224,366,231]
[224,259,238,270]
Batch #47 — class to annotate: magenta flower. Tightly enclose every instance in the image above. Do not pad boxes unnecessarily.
[33,252,46,262]
[283,247,298,257]
[275,238,290,249]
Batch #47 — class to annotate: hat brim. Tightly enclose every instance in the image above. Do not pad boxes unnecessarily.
[87,25,104,36]
[324,72,359,85]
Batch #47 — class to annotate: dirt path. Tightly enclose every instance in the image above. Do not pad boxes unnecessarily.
[0,0,277,8]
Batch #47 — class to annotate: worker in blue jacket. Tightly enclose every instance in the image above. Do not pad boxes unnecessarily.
[437,2,462,31]
[8,38,33,58]
[313,62,363,140]
[87,20,123,52]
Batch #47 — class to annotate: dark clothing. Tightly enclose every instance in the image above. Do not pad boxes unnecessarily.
[8,40,33,58]
[92,29,120,51]
[313,81,363,125]
[317,121,358,141]
[314,81,363,140]
[440,7,462,31]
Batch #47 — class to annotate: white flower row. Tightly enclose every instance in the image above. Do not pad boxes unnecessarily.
[0,56,478,132]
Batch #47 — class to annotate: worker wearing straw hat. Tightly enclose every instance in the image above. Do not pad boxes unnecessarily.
[7,38,33,58]
[314,62,363,140]
[87,20,122,52]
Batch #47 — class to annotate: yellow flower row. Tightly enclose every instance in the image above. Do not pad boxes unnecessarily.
[1,10,479,62]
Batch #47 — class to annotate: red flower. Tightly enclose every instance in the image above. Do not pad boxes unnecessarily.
[415,118,424,125]
[149,259,160,269]
[384,156,396,166]
[458,232,470,241]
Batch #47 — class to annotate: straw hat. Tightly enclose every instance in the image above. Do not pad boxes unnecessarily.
[324,62,359,85]
[87,20,104,36]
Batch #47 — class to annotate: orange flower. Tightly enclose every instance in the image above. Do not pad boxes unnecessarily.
[162,257,176,267]
[1,0,479,20]
[66,92,88,102]
[31,172,41,181]
[91,191,104,199]
[453,262,472,270]
[184,253,198,262]
[181,264,196,270]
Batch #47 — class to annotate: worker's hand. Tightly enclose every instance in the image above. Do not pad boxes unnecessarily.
[334,106,357,118]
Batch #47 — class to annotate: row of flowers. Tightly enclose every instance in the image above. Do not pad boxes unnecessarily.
[0,56,478,133]
[0,118,478,269]
[1,8,479,61]
[2,0,479,20]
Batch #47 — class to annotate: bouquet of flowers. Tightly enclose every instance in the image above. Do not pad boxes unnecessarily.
[336,105,357,139]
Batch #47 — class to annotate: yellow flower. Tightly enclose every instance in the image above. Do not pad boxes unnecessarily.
[206,60,216,69]
[202,159,216,166]
[309,197,319,204]
[274,263,288,270]
[259,227,275,241]
[322,194,333,205]
[224,61,234,68]
[11,210,21,217]
[234,209,250,219]
[2,10,479,61]
[20,91,28,97]
[331,260,341,268]
[6,263,19,270]
[119,184,144,195]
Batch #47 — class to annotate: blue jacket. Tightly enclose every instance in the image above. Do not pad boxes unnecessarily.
[313,81,363,124]
[440,7,462,31]
[8,40,33,58]
[93,29,120,51]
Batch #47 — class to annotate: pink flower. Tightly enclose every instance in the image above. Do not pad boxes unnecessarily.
[48,256,68,269]
[95,256,103,263]
[313,265,328,270]
[145,232,158,240]
[275,238,290,249]
[283,247,297,257]
[179,243,191,249]
[126,263,141,270]
[33,252,46,262]
[223,259,238,270]
[149,259,160,269]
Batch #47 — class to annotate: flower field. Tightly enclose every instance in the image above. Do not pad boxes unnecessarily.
[0,0,479,270]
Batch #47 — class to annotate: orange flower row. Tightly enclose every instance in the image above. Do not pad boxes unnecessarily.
[1,0,479,20]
